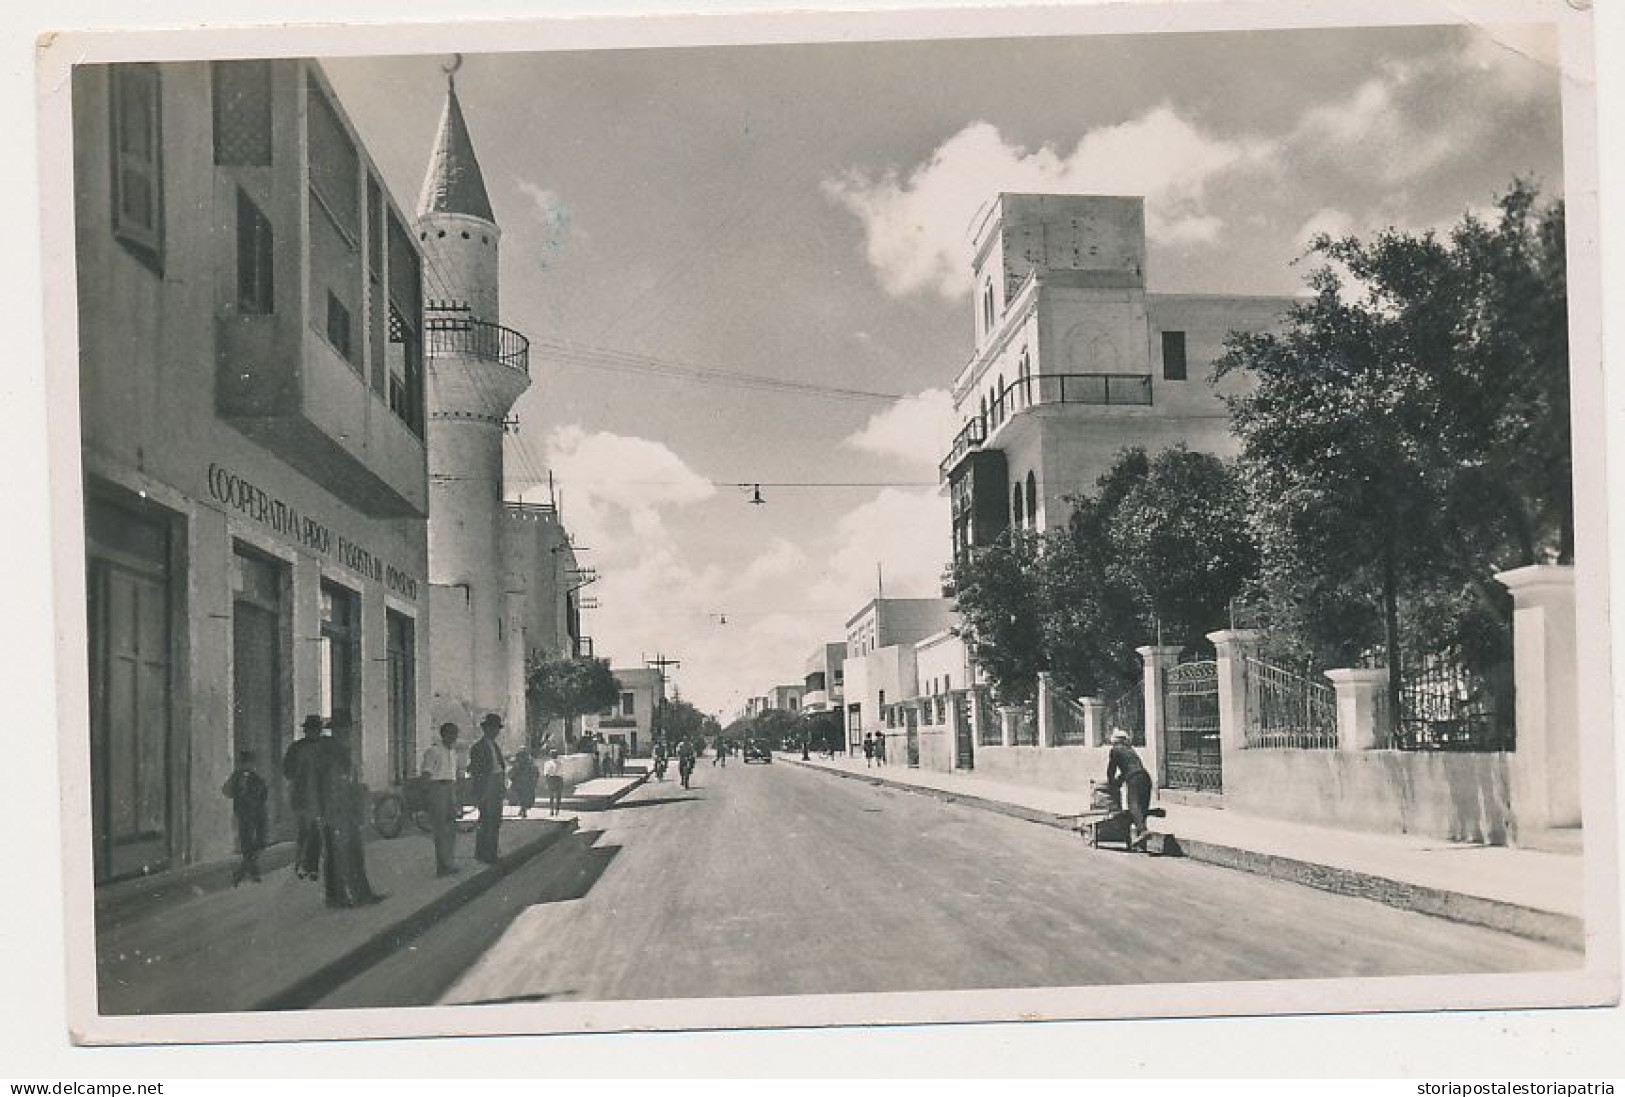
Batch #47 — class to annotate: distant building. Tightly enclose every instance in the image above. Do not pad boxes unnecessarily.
[841,598,952,753]
[941,193,1296,557]
[802,642,847,715]
[767,684,805,713]
[503,497,585,750]
[582,667,665,755]
[73,60,433,882]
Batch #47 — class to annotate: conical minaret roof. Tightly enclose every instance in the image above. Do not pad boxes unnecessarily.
[417,81,495,224]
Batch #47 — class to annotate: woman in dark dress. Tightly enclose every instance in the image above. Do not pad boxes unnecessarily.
[320,716,384,908]
[508,749,540,818]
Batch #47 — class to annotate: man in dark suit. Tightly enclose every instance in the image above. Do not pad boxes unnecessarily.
[467,713,507,865]
[281,714,328,880]
[1105,728,1154,849]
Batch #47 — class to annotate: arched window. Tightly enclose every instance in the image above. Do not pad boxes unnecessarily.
[979,394,988,431]
[1018,349,1032,408]
[981,281,996,335]
[1012,483,1024,527]
[1026,471,1038,529]
[995,375,1006,424]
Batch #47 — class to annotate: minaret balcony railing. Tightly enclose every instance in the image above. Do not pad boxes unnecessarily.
[425,314,531,375]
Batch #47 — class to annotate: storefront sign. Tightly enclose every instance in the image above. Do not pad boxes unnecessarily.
[206,462,419,600]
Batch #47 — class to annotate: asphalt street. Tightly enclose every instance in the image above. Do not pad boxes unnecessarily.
[319,756,1578,1008]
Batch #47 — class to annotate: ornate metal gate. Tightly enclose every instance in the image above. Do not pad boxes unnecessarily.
[1163,660,1222,792]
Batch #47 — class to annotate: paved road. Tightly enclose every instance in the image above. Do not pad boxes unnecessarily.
[322,757,1577,1008]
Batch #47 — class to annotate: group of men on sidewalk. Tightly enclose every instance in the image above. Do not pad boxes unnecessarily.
[223,712,571,898]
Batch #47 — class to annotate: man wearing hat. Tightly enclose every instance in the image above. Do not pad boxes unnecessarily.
[282,714,330,879]
[1105,728,1154,850]
[467,714,508,864]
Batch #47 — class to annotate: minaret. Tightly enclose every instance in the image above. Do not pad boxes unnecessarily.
[417,59,531,736]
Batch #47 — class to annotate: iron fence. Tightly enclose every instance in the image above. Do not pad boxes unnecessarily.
[1009,702,1039,747]
[974,689,1002,747]
[1105,683,1146,747]
[1163,660,1222,792]
[1243,657,1338,749]
[1388,657,1513,752]
[1050,694,1091,746]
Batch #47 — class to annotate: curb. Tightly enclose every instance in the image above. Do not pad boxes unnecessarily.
[785,759,1583,952]
[567,770,652,812]
[258,818,579,1011]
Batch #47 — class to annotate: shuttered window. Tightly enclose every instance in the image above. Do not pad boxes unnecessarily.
[109,64,163,268]
[212,60,272,166]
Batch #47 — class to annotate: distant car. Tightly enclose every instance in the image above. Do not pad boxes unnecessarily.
[744,742,773,764]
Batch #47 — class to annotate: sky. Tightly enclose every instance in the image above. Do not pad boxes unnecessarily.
[321,21,1564,718]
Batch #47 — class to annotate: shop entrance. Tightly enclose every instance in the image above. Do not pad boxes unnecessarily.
[86,497,175,885]
[385,609,416,786]
[232,547,288,841]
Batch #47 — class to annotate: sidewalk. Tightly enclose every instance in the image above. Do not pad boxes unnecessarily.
[94,767,655,1016]
[784,753,1586,951]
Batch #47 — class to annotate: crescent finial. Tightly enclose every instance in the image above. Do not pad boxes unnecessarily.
[442,53,463,88]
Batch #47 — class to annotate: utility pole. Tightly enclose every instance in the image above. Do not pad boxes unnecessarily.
[646,653,681,752]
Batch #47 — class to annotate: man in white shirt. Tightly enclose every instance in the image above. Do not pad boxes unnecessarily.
[420,722,462,876]
[542,749,564,816]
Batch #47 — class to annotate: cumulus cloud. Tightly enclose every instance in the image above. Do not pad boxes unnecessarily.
[807,487,952,611]
[824,109,1266,299]
[842,389,958,468]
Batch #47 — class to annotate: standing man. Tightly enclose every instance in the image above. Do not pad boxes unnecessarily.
[420,722,462,877]
[542,749,565,816]
[467,714,507,865]
[874,730,888,767]
[862,732,875,768]
[282,714,328,881]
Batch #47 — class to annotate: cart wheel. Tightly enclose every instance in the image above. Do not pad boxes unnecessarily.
[372,791,405,839]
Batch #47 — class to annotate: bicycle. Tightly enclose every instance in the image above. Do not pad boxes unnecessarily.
[370,778,436,839]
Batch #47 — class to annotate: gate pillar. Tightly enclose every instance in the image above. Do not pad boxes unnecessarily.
[1496,565,1579,832]
[1206,629,1262,757]
[1036,672,1055,748]
[1136,644,1184,792]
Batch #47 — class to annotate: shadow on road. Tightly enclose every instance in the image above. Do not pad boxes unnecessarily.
[601,795,700,811]
[530,830,621,904]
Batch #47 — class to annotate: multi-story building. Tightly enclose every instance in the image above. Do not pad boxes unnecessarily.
[801,642,847,715]
[766,684,805,713]
[841,598,952,755]
[582,666,665,756]
[415,72,537,750]
[73,60,433,882]
[941,193,1296,556]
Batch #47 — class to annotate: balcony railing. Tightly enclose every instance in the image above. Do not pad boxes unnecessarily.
[940,372,1153,479]
[425,313,530,375]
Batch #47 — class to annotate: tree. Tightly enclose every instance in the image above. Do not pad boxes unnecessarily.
[950,529,1045,703]
[1042,447,1258,700]
[524,652,622,750]
[1216,180,1569,717]
[657,696,713,747]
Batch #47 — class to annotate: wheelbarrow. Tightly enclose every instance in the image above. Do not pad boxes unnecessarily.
[1059,781,1175,855]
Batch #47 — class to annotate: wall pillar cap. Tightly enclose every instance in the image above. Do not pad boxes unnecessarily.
[1135,644,1186,657]
[1324,667,1389,686]
[1205,628,1263,647]
[1495,563,1575,596]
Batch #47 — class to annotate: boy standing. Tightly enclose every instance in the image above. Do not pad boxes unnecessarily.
[222,749,269,885]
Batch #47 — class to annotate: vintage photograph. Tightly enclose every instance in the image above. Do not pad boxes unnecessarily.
[40,0,1616,1046]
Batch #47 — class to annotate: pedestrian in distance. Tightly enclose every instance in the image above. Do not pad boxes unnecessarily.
[509,748,539,819]
[1106,728,1154,850]
[319,713,384,907]
[420,722,462,877]
[221,749,268,885]
[677,739,696,789]
[862,733,875,768]
[543,749,565,816]
[282,714,328,881]
[875,731,887,766]
[468,713,508,865]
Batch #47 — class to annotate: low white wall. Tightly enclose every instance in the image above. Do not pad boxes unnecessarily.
[1224,748,1516,844]
[975,745,1113,799]
[916,726,955,773]
[558,752,598,791]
